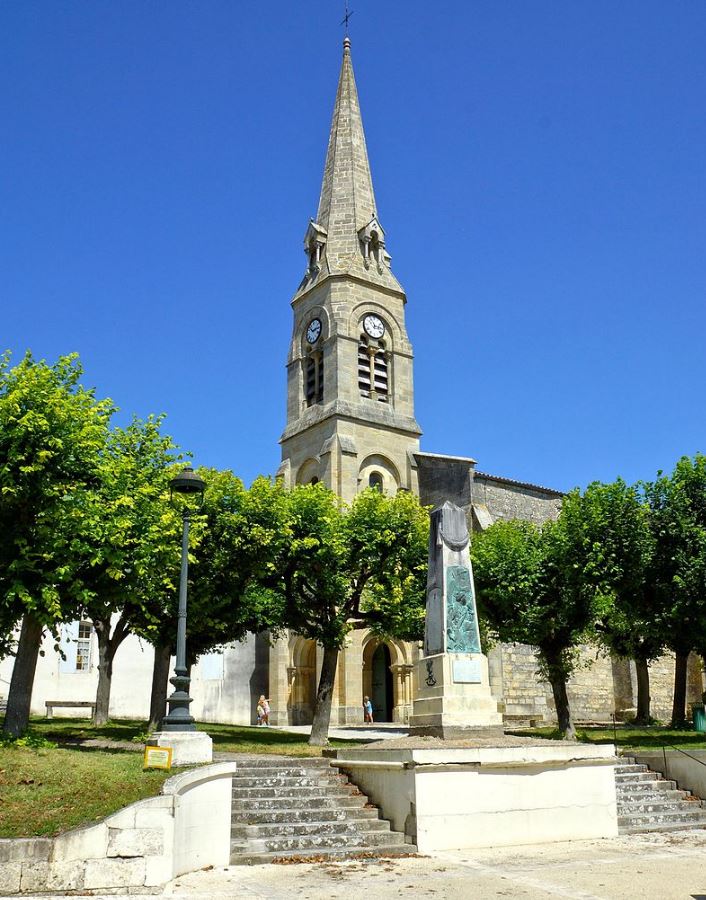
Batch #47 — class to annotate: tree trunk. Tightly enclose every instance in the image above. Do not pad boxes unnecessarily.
[3,613,44,738]
[548,673,576,740]
[148,643,172,731]
[308,644,339,746]
[634,657,652,725]
[671,648,689,728]
[93,629,114,726]
[93,618,130,726]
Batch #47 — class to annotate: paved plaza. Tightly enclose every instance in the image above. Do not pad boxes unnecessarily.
[162,830,706,899]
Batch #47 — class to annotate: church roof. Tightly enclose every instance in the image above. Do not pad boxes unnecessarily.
[298,38,403,295]
[473,470,564,498]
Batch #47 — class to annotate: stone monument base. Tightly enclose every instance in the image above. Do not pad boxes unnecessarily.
[330,743,619,851]
[409,652,503,736]
[147,730,213,766]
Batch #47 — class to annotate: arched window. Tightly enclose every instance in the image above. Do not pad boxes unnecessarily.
[310,477,319,485]
[358,336,389,402]
[369,471,383,491]
[305,351,324,406]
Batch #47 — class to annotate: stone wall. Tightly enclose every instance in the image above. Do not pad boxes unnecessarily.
[490,643,705,725]
[0,763,235,895]
[472,472,562,527]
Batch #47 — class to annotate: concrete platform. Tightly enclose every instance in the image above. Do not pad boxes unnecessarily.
[270,723,409,742]
[330,741,619,851]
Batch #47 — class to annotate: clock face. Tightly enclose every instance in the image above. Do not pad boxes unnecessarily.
[363,314,385,339]
[306,318,322,344]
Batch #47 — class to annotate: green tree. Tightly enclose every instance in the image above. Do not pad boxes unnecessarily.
[69,416,183,724]
[645,455,706,727]
[577,479,663,724]
[144,471,288,730]
[255,481,428,746]
[0,353,114,737]
[472,498,606,740]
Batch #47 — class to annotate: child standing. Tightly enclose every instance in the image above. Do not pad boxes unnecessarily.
[257,694,270,726]
[363,696,374,724]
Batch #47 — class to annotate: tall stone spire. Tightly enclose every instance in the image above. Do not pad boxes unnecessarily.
[317,36,377,246]
[300,37,402,293]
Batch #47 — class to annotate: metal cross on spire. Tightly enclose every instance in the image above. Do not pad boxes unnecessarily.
[340,0,353,33]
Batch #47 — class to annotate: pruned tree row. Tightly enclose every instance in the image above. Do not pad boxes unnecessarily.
[1,350,705,743]
[472,460,706,737]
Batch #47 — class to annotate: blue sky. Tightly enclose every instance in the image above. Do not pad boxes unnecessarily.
[2,1,705,492]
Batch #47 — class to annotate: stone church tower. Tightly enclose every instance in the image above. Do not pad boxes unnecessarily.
[278,36,421,500]
[270,37,421,726]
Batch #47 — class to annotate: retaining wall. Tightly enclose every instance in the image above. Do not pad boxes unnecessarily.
[0,761,235,895]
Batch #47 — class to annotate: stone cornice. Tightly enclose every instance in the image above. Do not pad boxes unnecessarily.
[280,399,422,444]
[291,271,407,307]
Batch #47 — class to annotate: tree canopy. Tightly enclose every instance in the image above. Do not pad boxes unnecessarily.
[0,352,114,736]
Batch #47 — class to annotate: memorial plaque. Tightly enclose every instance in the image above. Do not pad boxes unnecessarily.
[453,658,482,683]
[143,746,173,770]
[446,565,481,653]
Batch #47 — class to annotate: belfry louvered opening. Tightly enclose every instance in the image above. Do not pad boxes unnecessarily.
[305,352,324,406]
[358,336,389,402]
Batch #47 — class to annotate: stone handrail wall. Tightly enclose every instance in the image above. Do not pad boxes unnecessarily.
[0,761,235,895]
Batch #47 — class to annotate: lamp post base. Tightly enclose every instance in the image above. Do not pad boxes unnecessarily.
[147,730,213,767]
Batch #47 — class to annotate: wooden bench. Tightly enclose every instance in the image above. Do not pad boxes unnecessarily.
[45,700,96,719]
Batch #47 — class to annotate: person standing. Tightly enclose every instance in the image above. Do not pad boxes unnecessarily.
[363,696,374,724]
[256,695,270,726]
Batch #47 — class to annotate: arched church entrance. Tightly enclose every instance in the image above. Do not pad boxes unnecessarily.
[371,644,394,722]
[288,638,316,725]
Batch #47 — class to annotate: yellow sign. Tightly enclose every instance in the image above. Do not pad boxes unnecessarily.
[143,746,172,770]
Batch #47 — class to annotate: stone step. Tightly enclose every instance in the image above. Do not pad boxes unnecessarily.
[234,766,343,779]
[230,843,415,866]
[231,828,408,856]
[615,764,649,775]
[232,784,363,800]
[232,818,391,841]
[621,821,706,835]
[615,771,662,784]
[232,807,379,825]
[619,798,701,815]
[228,756,331,769]
[616,779,678,794]
[232,793,369,812]
[618,807,706,829]
[617,789,688,805]
[232,774,349,789]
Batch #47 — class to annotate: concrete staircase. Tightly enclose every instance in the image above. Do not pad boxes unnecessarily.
[616,756,706,834]
[230,756,413,864]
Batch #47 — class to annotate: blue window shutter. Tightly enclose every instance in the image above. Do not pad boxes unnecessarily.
[58,621,79,673]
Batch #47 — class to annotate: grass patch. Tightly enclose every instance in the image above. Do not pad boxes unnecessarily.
[26,717,361,757]
[509,725,706,751]
[0,744,170,838]
[203,722,360,756]
[0,717,363,837]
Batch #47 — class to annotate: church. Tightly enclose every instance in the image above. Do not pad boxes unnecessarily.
[267,35,563,727]
[3,37,700,728]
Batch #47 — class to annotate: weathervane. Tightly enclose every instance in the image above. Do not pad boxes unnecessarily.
[341,0,353,33]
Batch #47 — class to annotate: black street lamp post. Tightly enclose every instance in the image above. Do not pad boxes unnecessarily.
[162,466,206,732]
